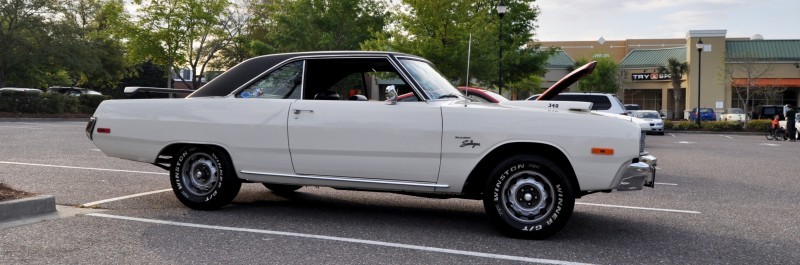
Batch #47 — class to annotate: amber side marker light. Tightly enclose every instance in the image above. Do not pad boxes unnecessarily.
[591,148,614,155]
[97,128,111,134]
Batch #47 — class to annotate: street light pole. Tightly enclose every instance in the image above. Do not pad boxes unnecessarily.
[496,1,507,96]
[696,39,704,126]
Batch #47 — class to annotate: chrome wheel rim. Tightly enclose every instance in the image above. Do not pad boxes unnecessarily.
[501,170,555,223]
[180,153,219,197]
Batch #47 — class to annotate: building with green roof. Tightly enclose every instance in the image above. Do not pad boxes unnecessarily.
[540,30,800,120]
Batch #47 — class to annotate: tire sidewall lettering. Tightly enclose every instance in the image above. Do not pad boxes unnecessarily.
[491,161,566,232]
[173,148,224,203]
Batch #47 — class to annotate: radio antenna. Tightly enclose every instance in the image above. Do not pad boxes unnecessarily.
[465,33,472,107]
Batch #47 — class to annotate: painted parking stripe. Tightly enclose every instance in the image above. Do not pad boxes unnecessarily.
[576,202,700,214]
[81,189,172,207]
[655,182,678,186]
[0,161,168,175]
[87,213,594,265]
[669,133,676,137]
[0,126,43,129]
[718,134,733,139]
[17,122,86,127]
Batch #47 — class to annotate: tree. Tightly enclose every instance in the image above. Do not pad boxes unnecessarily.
[248,0,387,53]
[658,58,688,119]
[362,0,550,88]
[574,56,618,93]
[129,0,232,89]
[724,53,775,120]
[52,0,129,89]
[0,0,56,87]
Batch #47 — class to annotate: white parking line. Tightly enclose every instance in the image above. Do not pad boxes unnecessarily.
[655,182,678,186]
[759,143,780,147]
[576,202,700,214]
[718,134,733,139]
[81,189,172,207]
[87,213,594,265]
[0,161,168,175]
[669,133,676,137]
[16,122,86,127]
[0,126,43,129]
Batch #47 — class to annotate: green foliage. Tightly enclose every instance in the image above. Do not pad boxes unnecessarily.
[0,91,107,114]
[658,58,688,119]
[363,0,549,87]
[505,74,544,100]
[574,56,619,93]
[669,121,700,130]
[665,120,752,131]
[251,0,386,53]
[746,119,773,132]
[0,0,129,89]
[700,121,744,131]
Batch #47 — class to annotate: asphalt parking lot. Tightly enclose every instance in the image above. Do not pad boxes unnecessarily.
[1,121,798,264]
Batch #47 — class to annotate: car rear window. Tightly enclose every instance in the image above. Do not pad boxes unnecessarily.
[548,95,612,110]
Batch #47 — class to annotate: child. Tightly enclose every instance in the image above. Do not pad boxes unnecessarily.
[772,114,780,130]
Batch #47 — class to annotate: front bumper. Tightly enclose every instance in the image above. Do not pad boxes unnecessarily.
[617,154,657,191]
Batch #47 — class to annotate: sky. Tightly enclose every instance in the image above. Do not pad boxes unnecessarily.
[534,0,800,41]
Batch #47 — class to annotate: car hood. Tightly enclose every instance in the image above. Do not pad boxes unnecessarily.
[535,61,597,101]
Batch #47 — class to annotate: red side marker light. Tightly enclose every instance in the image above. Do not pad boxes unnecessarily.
[97,128,111,134]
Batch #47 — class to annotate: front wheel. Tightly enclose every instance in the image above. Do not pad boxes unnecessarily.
[483,155,575,239]
[766,129,775,140]
[170,146,242,210]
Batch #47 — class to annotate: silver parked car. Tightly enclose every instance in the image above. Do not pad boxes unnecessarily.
[632,110,665,135]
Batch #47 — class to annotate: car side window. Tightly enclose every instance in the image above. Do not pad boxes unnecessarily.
[302,58,420,101]
[237,61,303,99]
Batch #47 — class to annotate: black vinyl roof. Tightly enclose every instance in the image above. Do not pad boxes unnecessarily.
[188,51,419,98]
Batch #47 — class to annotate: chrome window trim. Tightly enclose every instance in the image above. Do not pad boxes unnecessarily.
[240,170,449,188]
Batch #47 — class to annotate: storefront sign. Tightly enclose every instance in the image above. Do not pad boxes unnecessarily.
[631,73,675,81]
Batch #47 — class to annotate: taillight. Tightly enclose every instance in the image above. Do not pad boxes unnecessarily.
[97,128,111,134]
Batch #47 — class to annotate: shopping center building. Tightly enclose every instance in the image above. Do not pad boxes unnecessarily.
[540,30,800,119]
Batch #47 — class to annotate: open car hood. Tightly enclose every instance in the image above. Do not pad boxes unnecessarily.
[535,61,597,101]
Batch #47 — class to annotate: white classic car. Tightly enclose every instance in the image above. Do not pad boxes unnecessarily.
[87,51,655,239]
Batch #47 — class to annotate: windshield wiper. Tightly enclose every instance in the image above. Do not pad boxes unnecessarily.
[438,94,460,99]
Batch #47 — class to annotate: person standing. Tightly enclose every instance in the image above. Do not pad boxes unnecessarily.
[787,104,797,142]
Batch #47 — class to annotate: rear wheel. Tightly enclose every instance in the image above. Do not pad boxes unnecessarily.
[170,146,241,210]
[483,155,575,239]
[262,183,302,193]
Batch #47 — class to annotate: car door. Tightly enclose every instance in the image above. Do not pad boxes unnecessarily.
[287,57,443,183]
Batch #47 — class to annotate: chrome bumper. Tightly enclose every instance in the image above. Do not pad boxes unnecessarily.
[617,154,657,191]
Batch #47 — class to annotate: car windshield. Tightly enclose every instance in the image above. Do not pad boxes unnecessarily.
[728,108,744,114]
[635,111,661,119]
[700,108,713,113]
[398,59,462,100]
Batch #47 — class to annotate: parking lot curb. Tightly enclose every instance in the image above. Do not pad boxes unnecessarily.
[0,195,56,222]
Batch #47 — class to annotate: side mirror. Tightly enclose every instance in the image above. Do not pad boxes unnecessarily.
[386,85,397,105]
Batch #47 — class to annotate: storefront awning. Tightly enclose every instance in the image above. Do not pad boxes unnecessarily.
[731,78,800,87]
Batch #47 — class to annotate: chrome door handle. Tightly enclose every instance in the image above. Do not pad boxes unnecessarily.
[293,109,314,114]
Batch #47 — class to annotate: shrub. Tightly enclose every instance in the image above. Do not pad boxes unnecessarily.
[0,91,109,114]
[670,121,700,130]
[700,121,743,131]
[747,119,773,132]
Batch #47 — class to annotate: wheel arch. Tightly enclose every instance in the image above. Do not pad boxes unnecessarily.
[156,143,236,173]
[462,142,580,199]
